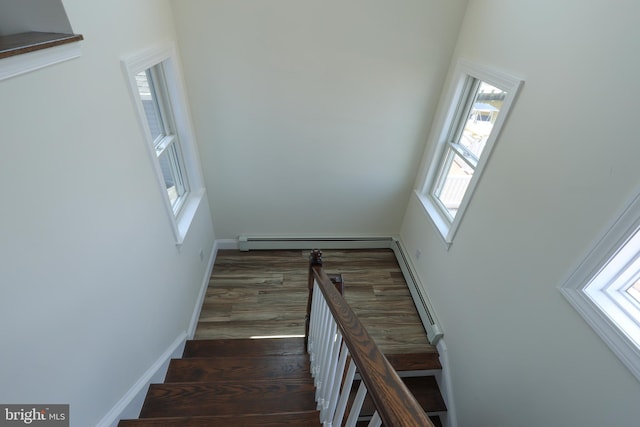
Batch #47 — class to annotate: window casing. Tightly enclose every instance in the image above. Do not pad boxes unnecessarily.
[122,45,205,245]
[560,190,640,382]
[417,60,523,247]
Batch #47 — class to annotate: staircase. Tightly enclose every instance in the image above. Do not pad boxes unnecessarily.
[120,249,448,426]
[380,353,447,426]
[119,337,318,426]
[346,353,446,426]
[119,337,446,426]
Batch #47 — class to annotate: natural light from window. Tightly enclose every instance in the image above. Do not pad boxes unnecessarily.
[250,335,305,339]
[584,224,640,348]
[135,67,187,210]
[123,44,206,245]
[417,60,522,246]
[627,280,640,305]
[560,189,640,382]
[432,82,505,219]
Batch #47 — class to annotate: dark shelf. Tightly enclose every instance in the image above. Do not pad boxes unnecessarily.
[0,31,83,60]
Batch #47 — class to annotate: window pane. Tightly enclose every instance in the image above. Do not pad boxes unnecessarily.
[167,142,186,198]
[158,149,179,207]
[628,280,640,305]
[457,82,506,159]
[135,70,164,143]
[434,152,474,218]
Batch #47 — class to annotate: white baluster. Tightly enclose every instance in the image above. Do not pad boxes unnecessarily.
[308,282,321,372]
[345,381,368,427]
[367,412,382,427]
[314,289,331,385]
[309,282,320,376]
[317,315,337,405]
[320,329,343,424]
[324,339,348,424]
[314,293,329,396]
[315,298,327,373]
[333,357,356,427]
[311,282,325,374]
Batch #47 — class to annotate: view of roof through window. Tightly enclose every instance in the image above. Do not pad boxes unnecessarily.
[628,279,640,305]
[434,81,506,218]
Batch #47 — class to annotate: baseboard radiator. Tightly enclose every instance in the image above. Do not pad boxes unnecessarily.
[237,235,443,344]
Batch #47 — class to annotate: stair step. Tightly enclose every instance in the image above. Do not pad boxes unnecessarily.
[355,415,443,427]
[430,415,444,427]
[349,376,446,417]
[139,378,317,418]
[183,337,305,358]
[165,354,310,382]
[384,352,442,372]
[119,411,321,427]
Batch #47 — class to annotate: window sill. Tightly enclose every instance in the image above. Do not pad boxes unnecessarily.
[0,32,83,81]
[414,190,453,249]
[174,188,205,247]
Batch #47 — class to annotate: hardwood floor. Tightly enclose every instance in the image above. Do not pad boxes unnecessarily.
[195,249,435,355]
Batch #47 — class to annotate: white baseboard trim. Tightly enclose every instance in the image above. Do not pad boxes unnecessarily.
[96,332,187,427]
[230,235,443,344]
[216,238,240,250]
[98,240,220,426]
[187,241,219,338]
[390,238,443,345]
[237,235,395,251]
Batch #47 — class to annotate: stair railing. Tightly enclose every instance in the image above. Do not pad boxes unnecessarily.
[305,250,435,427]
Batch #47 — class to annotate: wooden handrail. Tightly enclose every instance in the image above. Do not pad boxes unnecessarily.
[311,262,435,426]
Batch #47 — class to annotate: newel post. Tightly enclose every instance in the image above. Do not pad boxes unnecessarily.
[305,249,323,351]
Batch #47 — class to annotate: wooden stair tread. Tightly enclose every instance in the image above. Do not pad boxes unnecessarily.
[430,415,444,427]
[396,376,447,413]
[140,378,316,418]
[166,354,310,382]
[124,309,447,426]
[384,352,442,371]
[350,376,447,416]
[355,415,443,427]
[183,337,305,357]
[119,411,321,426]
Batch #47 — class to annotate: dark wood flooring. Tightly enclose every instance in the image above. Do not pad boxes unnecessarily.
[124,338,321,426]
[195,249,435,355]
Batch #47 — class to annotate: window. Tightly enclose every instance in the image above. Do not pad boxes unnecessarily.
[122,45,205,245]
[417,60,523,246]
[135,66,189,213]
[560,190,640,382]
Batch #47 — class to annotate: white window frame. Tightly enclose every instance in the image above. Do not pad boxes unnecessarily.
[560,190,640,382]
[136,64,190,215]
[122,44,205,245]
[416,59,523,247]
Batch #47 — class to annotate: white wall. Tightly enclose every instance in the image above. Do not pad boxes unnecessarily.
[170,0,468,239]
[0,1,215,426]
[401,1,640,426]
